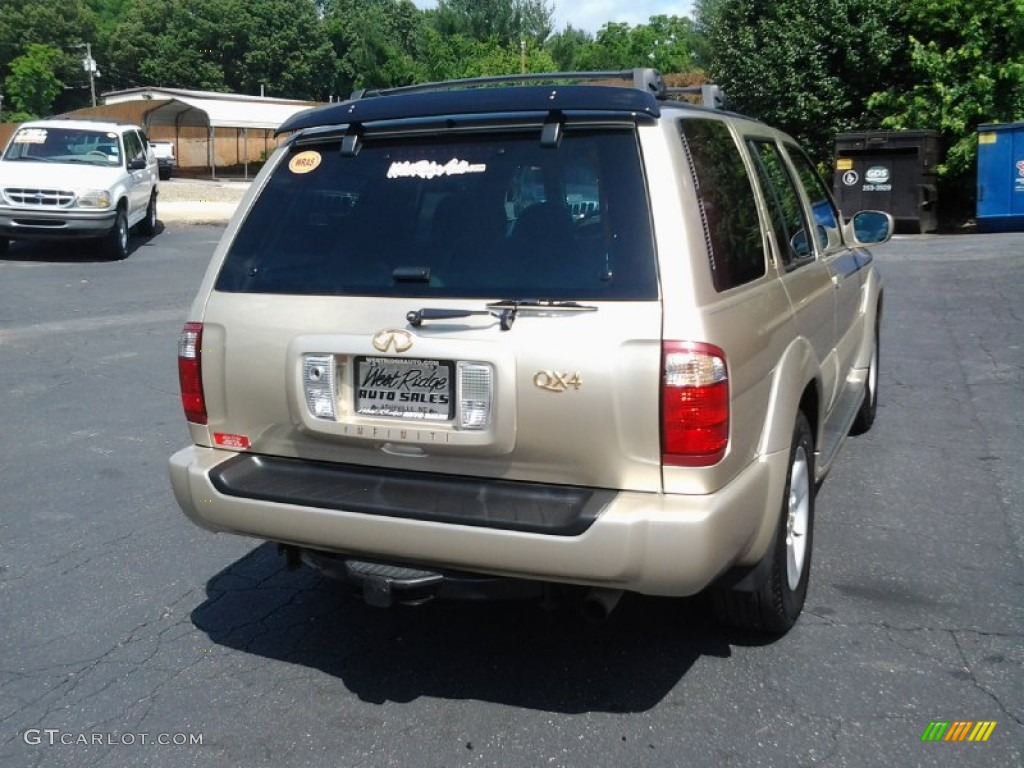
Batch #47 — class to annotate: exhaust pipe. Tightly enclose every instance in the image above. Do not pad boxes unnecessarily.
[580,588,624,624]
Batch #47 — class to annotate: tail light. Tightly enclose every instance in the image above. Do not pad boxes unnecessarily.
[661,342,729,466]
[178,322,207,424]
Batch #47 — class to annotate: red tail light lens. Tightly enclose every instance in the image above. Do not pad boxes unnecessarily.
[178,322,207,424]
[662,342,729,466]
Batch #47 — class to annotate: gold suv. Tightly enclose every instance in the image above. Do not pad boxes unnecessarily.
[169,70,890,632]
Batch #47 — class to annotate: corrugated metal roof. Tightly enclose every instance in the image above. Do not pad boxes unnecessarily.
[102,88,318,130]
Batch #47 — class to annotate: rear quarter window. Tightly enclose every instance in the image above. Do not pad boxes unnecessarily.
[216,128,658,301]
[678,118,767,292]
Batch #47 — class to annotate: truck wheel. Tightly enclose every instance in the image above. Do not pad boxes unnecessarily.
[0,237,9,254]
[102,206,130,260]
[712,412,815,634]
[137,191,158,236]
[851,323,879,434]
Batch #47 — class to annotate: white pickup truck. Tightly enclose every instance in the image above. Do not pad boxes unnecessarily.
[149,140,176,180]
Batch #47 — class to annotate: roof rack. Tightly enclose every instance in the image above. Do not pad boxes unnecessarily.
[277,70,726,136]
[353,68,666,101]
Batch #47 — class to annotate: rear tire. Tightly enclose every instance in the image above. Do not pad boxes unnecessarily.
[851,322,879,435]
[102,206,130,260]
[712,412,815,634]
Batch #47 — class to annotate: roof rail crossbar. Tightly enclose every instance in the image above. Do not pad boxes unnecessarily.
[665,84,726,110]
[353,69,666,101]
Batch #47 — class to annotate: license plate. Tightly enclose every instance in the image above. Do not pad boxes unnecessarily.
[354,356,454,420]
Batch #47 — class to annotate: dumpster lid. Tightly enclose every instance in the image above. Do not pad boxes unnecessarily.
[977,122,1024,132]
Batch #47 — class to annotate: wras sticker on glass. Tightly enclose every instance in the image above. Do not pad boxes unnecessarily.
[289,151,322,174]
[387,158,487,180]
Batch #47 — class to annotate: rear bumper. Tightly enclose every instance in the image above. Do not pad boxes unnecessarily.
[169,445,789,596]
[0,207,116,240]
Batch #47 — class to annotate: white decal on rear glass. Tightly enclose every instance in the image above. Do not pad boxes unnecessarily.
[387,158,486,179]
[13,129,47,144]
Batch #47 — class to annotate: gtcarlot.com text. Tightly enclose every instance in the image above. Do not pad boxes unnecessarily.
[23,729,203,747]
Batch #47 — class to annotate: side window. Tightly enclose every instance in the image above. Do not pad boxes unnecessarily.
[747,139,814,268]
[123,130,143,166]
[678,118,766,292]
[785,145,843,251]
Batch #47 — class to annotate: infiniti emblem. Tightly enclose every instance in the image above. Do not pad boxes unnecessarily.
[372,329,413,353]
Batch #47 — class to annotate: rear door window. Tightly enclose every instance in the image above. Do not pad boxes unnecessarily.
[216,128,657,300]
[784,145,844,252]
[747,138,815,269]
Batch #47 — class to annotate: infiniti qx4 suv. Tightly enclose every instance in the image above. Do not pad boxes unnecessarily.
[170,70,891,633]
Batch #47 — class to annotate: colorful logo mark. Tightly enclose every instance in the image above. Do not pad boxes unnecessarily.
[921,721,997,742]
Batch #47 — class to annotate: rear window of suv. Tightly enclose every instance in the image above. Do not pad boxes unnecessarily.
[215,128,657,300]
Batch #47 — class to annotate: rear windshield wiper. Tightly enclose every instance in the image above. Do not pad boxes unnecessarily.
[486,299,598,313]
[407,306,517,331]
[406,300,597,332]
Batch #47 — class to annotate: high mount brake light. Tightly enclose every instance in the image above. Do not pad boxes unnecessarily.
[661,341,729,467]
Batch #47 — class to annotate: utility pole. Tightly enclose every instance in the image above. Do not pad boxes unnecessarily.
[77,43,98,107]
[518,0,526,74]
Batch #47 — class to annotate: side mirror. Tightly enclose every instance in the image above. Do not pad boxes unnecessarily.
[848,210,894,246]
[790,229,810,257]
[128,156,147,171]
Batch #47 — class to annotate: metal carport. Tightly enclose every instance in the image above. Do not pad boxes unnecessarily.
[101,88,317,178]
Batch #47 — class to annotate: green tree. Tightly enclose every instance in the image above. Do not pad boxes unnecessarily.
[694,0,902,163]
[417,27,555,82]
[324,0,424,93]
[227,0,336,99]
[0,0,100,113]
[4,44,65,120]
[867,0,1024,200]
[108,0,336,99]
[432,0,554,47]
[544,24,592,71]
[84,0,132,37]
[108,0,234,92]
[578,16,696,72]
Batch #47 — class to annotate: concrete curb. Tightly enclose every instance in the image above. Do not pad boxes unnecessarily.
[159,200,238,224]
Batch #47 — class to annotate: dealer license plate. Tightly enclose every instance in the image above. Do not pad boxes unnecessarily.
[354,356,454,420]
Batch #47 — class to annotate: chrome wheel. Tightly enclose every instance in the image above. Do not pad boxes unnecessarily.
[103,208,130,260]
[785,445,810,591]
[711,412,815,633]
[852,321,880,434]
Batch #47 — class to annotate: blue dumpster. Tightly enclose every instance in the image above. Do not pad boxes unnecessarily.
[977,122,1024,232]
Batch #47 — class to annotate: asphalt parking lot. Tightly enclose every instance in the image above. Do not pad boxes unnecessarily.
[1,226,1021,768]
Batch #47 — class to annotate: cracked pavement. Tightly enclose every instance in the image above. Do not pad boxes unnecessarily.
[1,229,1022,767]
